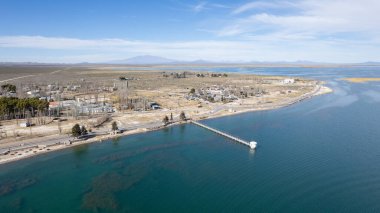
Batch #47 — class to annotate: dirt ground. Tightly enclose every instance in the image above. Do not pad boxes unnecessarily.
[0,64,324,143]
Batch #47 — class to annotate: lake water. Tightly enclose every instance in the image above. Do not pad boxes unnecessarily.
[1,66,380,212]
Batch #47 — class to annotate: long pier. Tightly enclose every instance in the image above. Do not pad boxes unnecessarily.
[191,120,257,149]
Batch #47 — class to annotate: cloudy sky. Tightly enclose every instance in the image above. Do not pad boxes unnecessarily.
[1,0,379,63]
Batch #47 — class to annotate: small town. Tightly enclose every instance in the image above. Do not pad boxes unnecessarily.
[0,65,329,163]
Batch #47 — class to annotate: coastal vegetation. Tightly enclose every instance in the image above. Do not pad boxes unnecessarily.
[0,97,49,120]
[180,111,186,121]
[111,121,118,132]
[1,84,16,93]
[162,115,169,125]
[72,124,87,138]
[81,126,88,136]
[71,124,81,137]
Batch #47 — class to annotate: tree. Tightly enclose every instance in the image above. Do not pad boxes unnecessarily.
[170,113,173,121]
[72,124,81,138]
[162,115,169,125]
[58,120,62,134]
[0,97,48,120]
[180,111,186,121]
[81,126,88,136]
[111,121,118,131]
[190,88,195,94]
[1,84,16,93]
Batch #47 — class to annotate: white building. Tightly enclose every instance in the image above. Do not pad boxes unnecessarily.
[282,78,295,84]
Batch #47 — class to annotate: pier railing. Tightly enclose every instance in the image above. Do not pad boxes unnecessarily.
[191,120,257,149]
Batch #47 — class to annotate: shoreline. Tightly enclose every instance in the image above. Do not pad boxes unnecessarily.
[0,84,332,165]
[342,77,380,83]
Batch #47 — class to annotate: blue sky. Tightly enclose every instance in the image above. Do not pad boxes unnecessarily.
[1,0,379,63]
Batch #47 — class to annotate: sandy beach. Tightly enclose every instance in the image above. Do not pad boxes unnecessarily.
[343,78,380,83]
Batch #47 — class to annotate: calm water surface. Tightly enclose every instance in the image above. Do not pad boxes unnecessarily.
[0,66,380,212]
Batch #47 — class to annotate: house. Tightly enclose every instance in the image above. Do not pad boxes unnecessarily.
[282,78,295,84]
[49,101,60,109]
[26,90,41,97]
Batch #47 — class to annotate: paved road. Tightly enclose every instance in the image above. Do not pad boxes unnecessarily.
[0,119,165,154]
[0,134,71,153]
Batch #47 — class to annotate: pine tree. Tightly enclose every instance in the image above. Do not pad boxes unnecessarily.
[72,124,81,137]
[81,126,88,135]
[112,121,118,131]
[180,111,186,121]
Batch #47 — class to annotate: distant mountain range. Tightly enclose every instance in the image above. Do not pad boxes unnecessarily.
[1,55,380,66]
[107,55,178,65]
[360,61,380,65]
[106,55,221,65]
[105,55,380,66]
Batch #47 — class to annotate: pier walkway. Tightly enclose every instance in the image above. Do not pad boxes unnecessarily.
[191,120,257,149]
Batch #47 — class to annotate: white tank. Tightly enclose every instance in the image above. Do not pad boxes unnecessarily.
[249,141,257,149]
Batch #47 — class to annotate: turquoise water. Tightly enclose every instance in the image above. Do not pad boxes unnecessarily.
[1,67,380,212]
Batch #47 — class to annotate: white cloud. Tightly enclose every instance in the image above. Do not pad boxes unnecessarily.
[0,35,379,63]
[0,36,139,49]
[193,2,207,13]
[209,3,231,9]
[222,0,380,37]
[191,2,230,13]
[232,1,296,15]
[1,1,379,63]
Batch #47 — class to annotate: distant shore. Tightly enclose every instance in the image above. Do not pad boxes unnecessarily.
[343,78,380,83]
[0,84,332,165]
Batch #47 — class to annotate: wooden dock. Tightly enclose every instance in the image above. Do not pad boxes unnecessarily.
[191,120,257,149]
